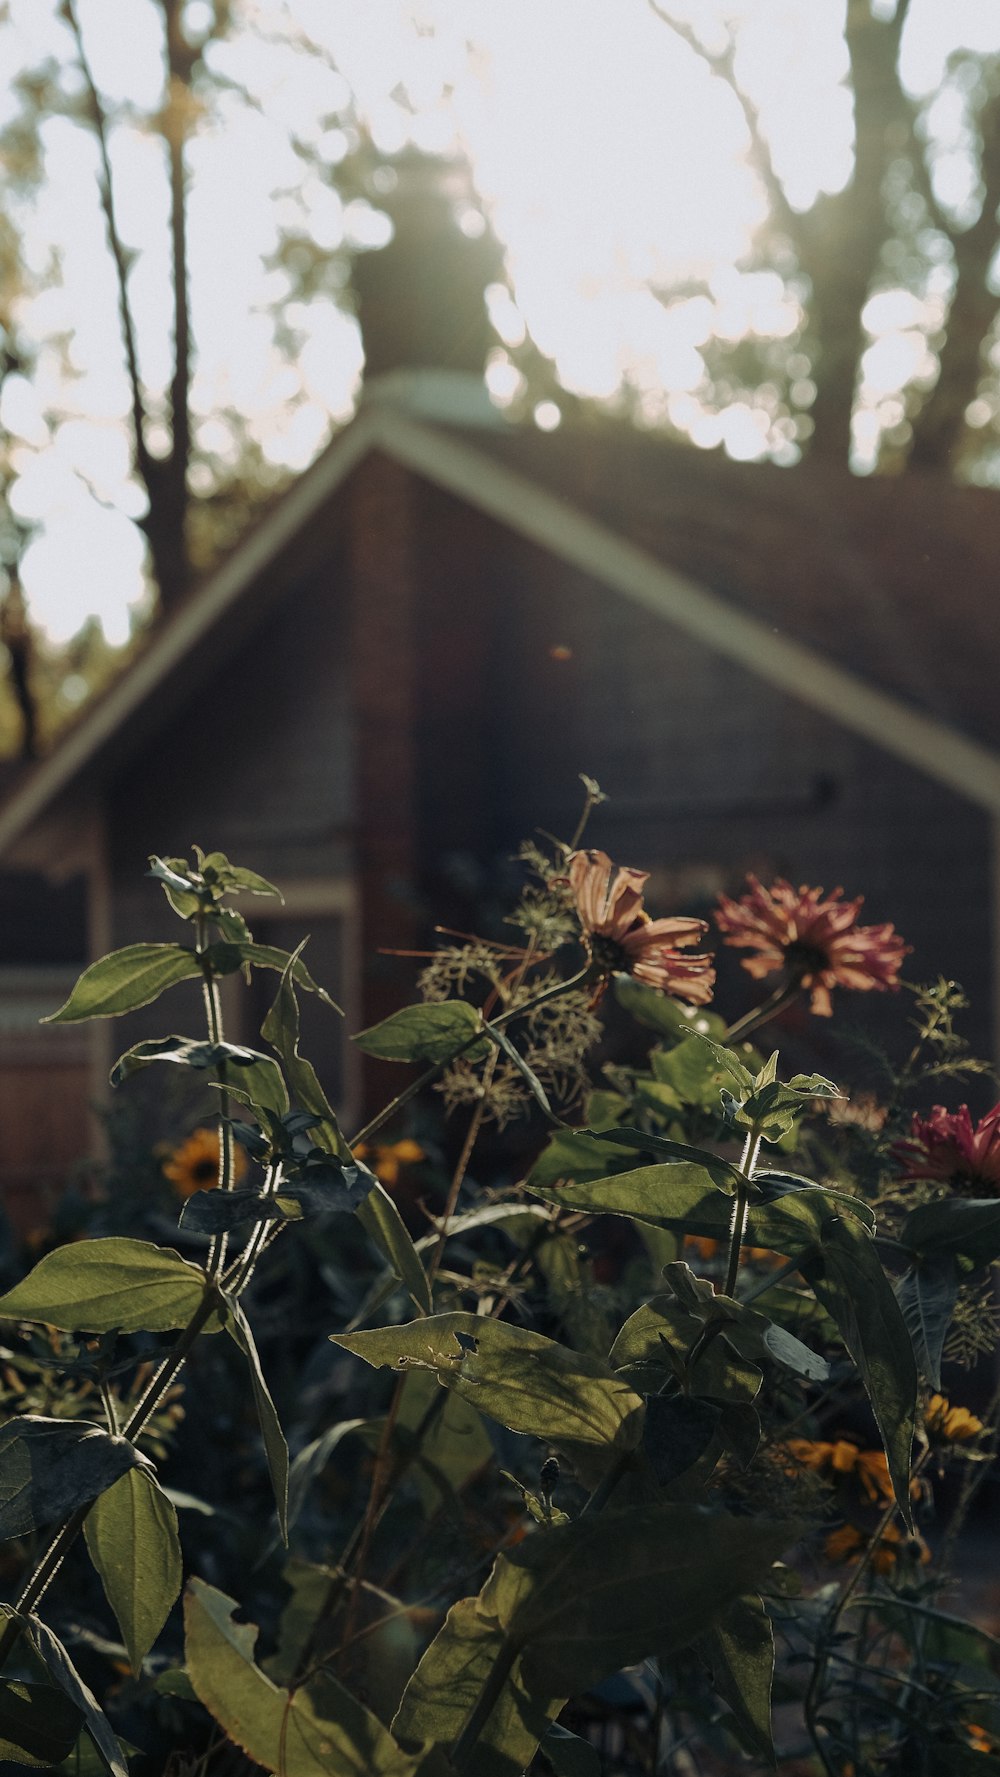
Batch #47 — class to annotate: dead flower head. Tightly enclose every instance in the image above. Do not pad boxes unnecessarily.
[714,875,909,1016]
[566,849,715,1004]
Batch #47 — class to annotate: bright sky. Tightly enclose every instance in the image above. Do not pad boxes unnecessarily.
[1,0,998,646]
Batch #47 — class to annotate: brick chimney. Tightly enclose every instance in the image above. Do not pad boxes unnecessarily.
[351,150,506,404]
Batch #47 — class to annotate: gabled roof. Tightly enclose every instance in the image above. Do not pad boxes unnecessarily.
[3,393,1000,864]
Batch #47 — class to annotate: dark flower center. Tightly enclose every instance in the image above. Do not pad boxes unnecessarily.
[192,1158,218,1184]
[784,940,829,979]
[591,934,629,974]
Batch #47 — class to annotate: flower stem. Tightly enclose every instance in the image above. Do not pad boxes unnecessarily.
[724,979,802,1045]
[195,912,235,1280]
[725,1130,761,1299]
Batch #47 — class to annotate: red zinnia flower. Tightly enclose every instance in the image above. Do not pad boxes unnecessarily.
[567,849,715,1004]
[891,1103,1000,1197]
[713,875,909,1017]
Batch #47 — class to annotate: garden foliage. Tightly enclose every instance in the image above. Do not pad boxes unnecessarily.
[0,809,996,1773]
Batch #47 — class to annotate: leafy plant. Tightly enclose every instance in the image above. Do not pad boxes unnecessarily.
[0,809,994,1775]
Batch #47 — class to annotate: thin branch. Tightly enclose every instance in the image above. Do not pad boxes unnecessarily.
[63,0,154,498]
[644,0,801,246]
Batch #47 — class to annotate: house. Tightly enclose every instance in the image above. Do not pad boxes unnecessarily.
[1,153,999,1229]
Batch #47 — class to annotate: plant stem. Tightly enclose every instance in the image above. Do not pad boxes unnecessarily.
[724,1130,761,1299]
[724,980,802,1045]
[426,1059,497,1288]
[195,912,235,1280]
[223,1163,282,1299]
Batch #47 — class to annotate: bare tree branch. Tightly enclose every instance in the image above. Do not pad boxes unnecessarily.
[62,0,155,502]
[158,0,193,551]
[645,0,802,247]
[909,85,1000,469]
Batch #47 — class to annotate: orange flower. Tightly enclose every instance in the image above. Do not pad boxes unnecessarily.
[782,1438,896,1503]
[825,1519,930,1576]
[685,1233,783,1267]
[567,850,715,1004]
[714,876,909,1017]
[352,1139,425,1187]
[925,1393,984,1445]
[162,1127,247,1199]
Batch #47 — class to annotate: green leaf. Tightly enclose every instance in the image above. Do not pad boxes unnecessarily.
[261,950,350,1158]
[0,1238,209,1333]
[286,1420,369,1538]
[200,857,283,900]
[613,974,727,1042]
[525,1129,646,1194]
[357,1181,432,1316]
[214,940,340,1010]
[396,1369,494,1512]
[699,1592,775,1765]
[26,1616,128,1777]
[759,1321,830,1382]
[755,1171,876,1233]
[0,1417,151,1539]
[393,1594,559,1777]
[333,1314,644,1457]
[610,1296,762,1404]
[56,1732,141,1777]
[223,1299,289,1543]
[529,1163,871,1256]
[184,1579,418,1775]
[110,1037,289,1115]
[902,1197,1000,1270]
[642,1396,721,1485]
[413,1203,551,1250]
[539,1722,602,1777]
[84,1468,182,1671]
[180,1165,373,1234]
[491,1501,794,1696]
[44,945,202,1024]
[649,1037,740,1111]
[801,1217,917,1528]
[894,1256,961,1391]
[354,1000,487,1064]
[0,1681,82,1768]
[109,1036,283,1107]
[689,1032,756,1094]
[586,1125,742,1188]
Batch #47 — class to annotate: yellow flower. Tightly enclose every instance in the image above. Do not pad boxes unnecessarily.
[782,1438,896,1503]
[925,1394,984,1444]
[162,1127,247,1200]
[825,1520,930,1576]
[352,1139,425,1188]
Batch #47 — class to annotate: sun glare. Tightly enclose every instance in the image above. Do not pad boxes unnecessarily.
[1,0,999,640]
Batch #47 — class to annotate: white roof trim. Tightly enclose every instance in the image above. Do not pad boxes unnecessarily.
[0,405,387,857]
[1,403,999,860]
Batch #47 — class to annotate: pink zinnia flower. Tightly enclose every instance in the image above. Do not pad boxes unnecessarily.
[566,849,715,1004]
[891,1103,1000,1198]
[713,875,909,1017]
